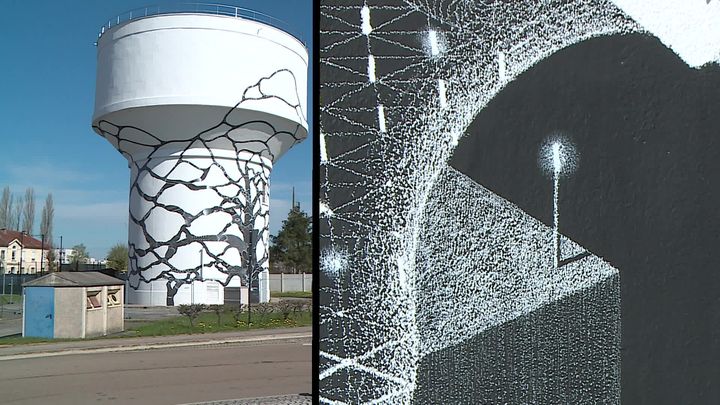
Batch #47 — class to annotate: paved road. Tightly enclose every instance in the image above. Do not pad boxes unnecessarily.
[0,337,311,404]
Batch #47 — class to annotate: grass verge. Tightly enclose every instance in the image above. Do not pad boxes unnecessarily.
[0,310,312,345]
[131,310,312,337]
[270,291,312,299]
[0,294,22,305]
[0,336,66,345]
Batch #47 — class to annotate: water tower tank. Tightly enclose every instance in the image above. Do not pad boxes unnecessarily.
[91,5,308,306]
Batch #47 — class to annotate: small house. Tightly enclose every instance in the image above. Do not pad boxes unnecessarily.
[22,272,124,338]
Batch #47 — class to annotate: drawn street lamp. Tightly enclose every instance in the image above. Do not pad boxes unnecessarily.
[552,142,562,268]
[540,135,577,268]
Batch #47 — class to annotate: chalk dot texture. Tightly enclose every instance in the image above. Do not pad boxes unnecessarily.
[320,1,720,404]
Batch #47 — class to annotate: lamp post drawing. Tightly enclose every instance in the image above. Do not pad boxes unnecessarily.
[540,136,577,268]
[552,142,562,268]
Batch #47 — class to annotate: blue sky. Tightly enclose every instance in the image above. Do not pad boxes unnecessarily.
[0,0,312,259]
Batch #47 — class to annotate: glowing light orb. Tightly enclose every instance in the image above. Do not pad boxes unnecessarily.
[539,134,578,178]
[423,28,447,59]
[320,248,348,280]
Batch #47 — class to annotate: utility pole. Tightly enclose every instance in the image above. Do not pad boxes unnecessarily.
[200,248,204,280]
[19,232,24,275]
[193,248,204,305]
[40,233,45,274]
[59,236,63,272]
[247,230,253,327]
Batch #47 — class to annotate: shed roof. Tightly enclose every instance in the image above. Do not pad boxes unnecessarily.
[23,272,124,287]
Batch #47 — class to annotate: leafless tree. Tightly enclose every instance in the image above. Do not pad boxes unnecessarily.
[10,193,22,231]
[40,193,54,249]
[0,187,10,228]
[22,188,35,234]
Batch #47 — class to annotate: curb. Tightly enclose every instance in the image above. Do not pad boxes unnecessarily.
[181,394,313,405]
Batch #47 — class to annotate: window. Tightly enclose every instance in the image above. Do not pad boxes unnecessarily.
[11,251,15,260]
[86,291,102,310]
[207,282,220,302]
[0,250,4,260]
[107,289,121,307]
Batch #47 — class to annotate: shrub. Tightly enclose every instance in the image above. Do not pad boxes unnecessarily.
[291,301,307,319]
[253,302,274,322]
[276,300,294,320]
[208,304,224,326]
[177,304,206,328]
[232,304,247,326]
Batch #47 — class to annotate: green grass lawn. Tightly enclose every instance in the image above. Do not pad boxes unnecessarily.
[130,310,312,337]
[270,291,312,299]
[0,310,312,345]
[0,336,67,346]
[0,294,22,305]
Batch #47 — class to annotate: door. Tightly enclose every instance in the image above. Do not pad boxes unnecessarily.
[24,287,54,338]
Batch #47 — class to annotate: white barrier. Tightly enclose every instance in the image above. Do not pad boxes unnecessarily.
[269,273,312,292]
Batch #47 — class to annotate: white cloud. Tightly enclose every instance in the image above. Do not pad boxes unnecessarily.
[55,201,128,223]
[4,162,102,187]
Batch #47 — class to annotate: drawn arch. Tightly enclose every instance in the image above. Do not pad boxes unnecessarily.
[426,32,720,404]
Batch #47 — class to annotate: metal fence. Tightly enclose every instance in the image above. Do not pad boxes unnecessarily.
[1,273,42,296]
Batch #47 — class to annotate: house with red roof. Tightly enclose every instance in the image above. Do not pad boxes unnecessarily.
[0,229,51,274]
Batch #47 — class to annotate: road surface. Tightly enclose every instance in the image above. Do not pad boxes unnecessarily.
[0,337,311,404]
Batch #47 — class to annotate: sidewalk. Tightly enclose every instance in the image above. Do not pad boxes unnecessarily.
[0,326,311,359]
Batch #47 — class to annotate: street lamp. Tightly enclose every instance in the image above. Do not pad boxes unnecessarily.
[192,248,205,305]
[539,135,578,268]
[19,232,23,275]
[247,230,252,326]
[552,142,562,268]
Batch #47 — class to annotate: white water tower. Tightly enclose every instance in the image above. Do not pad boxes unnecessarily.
[91,5,308,306]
